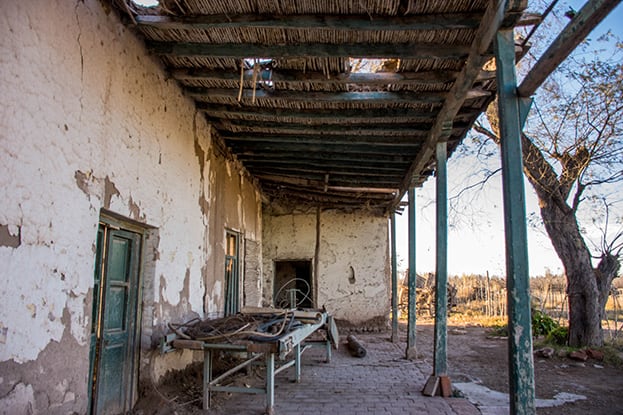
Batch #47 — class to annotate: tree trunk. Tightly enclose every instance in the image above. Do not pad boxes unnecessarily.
[485,105,620,347]
[596,253,622,322]
[519,134,607,347]
[538,198,603,347]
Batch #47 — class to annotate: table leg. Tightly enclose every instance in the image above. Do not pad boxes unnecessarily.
[326,338,332,363]
[203,349,212,410]
[266,352,275,415]
[295,343,301,383]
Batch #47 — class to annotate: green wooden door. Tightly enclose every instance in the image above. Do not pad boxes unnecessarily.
[90,223,141,414]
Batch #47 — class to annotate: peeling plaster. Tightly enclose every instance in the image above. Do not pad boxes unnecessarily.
[2,0,262,411]
[0,308,88,414]
[0,225,21,248]
[263,210,390,323]
[74,170,121,209]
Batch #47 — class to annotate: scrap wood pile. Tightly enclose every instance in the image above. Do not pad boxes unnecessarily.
[168,308,325,344]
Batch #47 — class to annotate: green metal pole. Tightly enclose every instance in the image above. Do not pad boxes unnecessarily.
[495,29,536,415]
[406,187,417,359]
[391,213,399,343]
[433,140,448,376]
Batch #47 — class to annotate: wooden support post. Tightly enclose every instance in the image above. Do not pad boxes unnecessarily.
[424,140,451,396]
[434,140,449,376]
[391,212,399,343]
[495,29,536,415]
[406,187,417,360]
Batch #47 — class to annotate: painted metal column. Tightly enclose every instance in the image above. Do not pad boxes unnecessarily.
[391,213,399,343]
[495,28,536,415]
[405,187,417,359]
[433,140,448,376]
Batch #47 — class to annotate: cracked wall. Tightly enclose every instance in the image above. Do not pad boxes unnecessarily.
[263,209,390,323]
[0,0,262,412]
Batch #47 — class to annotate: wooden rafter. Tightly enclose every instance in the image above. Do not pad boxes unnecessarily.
[147,41,471,60]
[198,104,481,125]
[136,13,482,31]
[388,0,528,212]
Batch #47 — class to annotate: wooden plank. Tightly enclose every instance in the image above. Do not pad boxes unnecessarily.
[188,88,449,105]
[252,171,402,185]
[147,41,471,60]
[518,0,622,97]
[389,0,527,213]
[172,339,205,350]
[262,184,395,201]
[258,174,398,191]
[200,104,481,128]
[136,13,481,31]
[174,68,460,84]
[240,157,409,171]
[246,165,403,178]
[228,142,419,156]
[216,120,434,136]
[198,103,448,122]
[255,173,400,189]
[236,152,410,163]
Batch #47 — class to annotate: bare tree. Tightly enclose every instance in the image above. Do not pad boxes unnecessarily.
[475,40,623,346]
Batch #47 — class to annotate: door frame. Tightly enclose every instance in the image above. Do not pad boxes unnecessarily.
[89,211,146,414]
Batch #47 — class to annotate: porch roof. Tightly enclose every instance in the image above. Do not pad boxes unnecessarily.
[112,0,531,213]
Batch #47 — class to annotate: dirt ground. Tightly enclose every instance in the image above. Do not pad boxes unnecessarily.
[134,322,623,414]
[431,323,623,415]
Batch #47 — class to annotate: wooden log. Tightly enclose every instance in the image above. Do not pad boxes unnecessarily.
[346,335,367,358]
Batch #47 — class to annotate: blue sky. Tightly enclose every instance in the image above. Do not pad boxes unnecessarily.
[394,1,623,277]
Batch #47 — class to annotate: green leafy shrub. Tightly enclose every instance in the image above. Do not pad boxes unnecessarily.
[546,326,568,346]
[531,309,559,337]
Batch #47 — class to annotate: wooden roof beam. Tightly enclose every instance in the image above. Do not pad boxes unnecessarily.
[187,88,490,105]
[173,68,461,85]
[254,172,402,186]
[246,165,403,178]
[217,122,435,137]
[518,0,622,97]
[135,13,481,31]
[198,103,482,124]
[147,41,471,60]
[228,142,419,156]
[236,152,411,163]
[238,156,410,170]
[221,132,426,145]
[256,174,399,191]
[389,0,528,213]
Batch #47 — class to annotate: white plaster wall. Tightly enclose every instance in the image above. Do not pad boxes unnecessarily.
[263,210,390,322]
[0,0,262,412]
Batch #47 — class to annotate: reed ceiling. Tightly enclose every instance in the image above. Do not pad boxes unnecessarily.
[112,0,534,214]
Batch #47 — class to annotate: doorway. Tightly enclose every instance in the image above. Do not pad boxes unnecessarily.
[89,218,143,414]
[273,260,313,308]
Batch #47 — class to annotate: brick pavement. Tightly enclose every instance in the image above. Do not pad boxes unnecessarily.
[210,333,481,415]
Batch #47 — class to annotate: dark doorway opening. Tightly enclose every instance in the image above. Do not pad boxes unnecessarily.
[274,260,313,309]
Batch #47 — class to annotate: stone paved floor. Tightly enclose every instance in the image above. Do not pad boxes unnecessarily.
[209,333,480,415]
